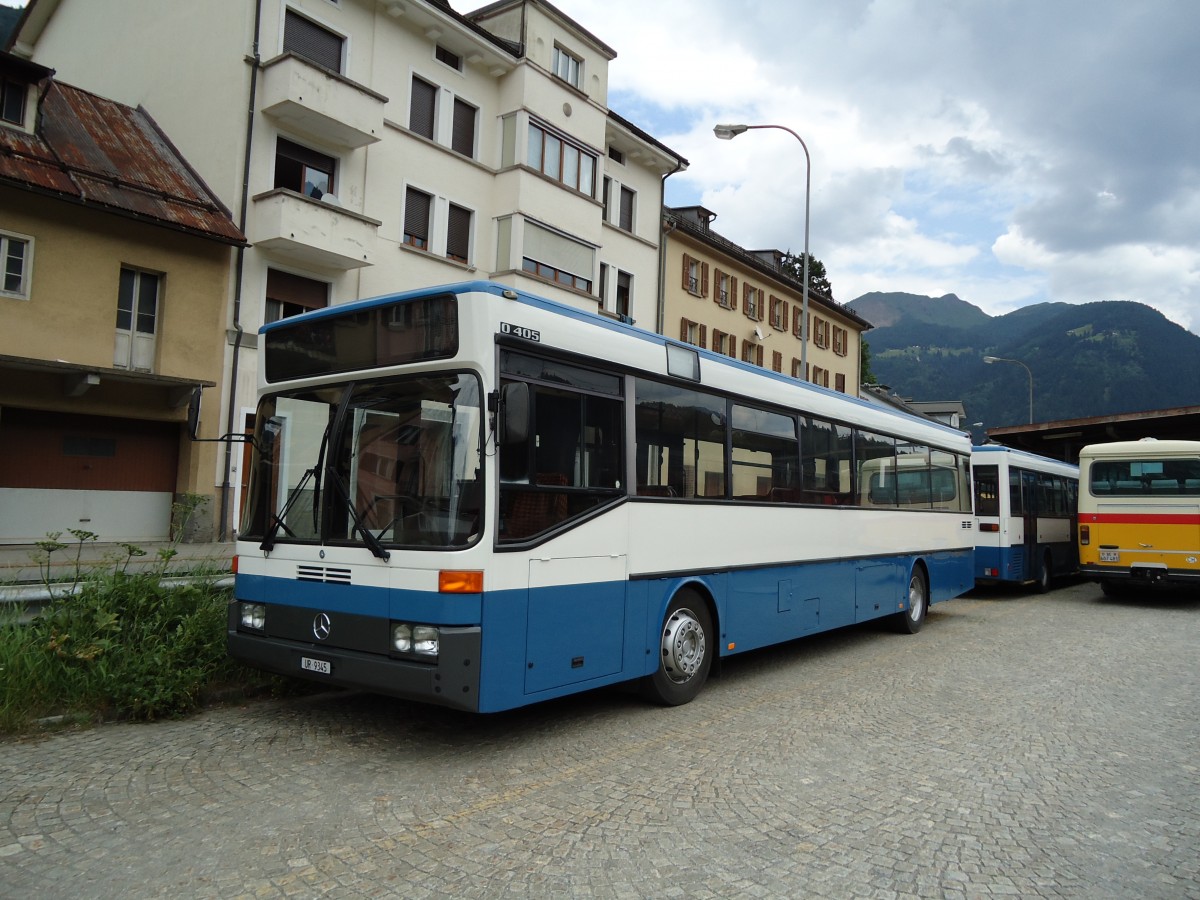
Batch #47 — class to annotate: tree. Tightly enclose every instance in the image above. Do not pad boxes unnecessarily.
[861,340,877,384]
[780,252,835,301]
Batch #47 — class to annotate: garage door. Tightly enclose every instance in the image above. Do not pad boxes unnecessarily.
[0,409,179,543]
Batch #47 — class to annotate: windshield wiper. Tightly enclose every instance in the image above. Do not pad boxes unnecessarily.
[325,466,391,562]
[259,465,317,553]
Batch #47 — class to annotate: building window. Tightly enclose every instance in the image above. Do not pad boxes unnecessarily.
[1,232,31,299]
[451,97,477,158]
[522,222,594,293]
[618,186,635,233]
[404,187,433,249]
[283,10,343,73]
[743,284,764,321]
[528,121,596,196]
[265,268,328,323]
[741,341,764,366]
[616,270,632,318]
[835,373,847,393]
[682,254,707,297]
[715,270,736,310]
[712,330,736,358]
[1,77,26,126]
[552,45,582,89]
[447,203,472,263]
[793,307,805,339]
[772,350,783,373]
[769,295,787,331]
[679,318,706,348]
[275,138,335,199]
[608,146,625,166]
[791,358,807,380]
[813,316,828,349]
[114,267,160,372]
[410,76,437,140]
[833,325,848,357]
[435,45,462,72]
[812,365,829,388]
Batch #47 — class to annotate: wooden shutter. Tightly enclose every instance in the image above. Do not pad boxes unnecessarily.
[729,277,738,311]
[680,317,689,342]
[701,263,709,298]
[682,254,693,290]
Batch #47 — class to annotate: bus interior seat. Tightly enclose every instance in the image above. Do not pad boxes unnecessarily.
[505,473,569,538]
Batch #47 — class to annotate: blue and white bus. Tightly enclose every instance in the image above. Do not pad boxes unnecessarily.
[229,281,975,712]
[971,445,1079,591]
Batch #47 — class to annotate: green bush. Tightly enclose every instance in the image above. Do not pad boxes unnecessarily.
[1,514,281,734]
[0,571,252,732]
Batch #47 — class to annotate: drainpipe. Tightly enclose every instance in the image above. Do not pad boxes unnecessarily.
[656,159,684,334]
[218,0,263,541]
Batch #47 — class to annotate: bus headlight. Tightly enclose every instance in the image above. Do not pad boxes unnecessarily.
[391,623,440,660]
[239,602,267,631]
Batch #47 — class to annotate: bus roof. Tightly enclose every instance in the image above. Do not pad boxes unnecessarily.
[1080,438,1200,458]
[971,444,1079,476]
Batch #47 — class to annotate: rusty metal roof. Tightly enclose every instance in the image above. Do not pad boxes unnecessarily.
[0,79,245,245]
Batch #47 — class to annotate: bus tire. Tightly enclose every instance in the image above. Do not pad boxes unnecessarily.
[641,590,713,706]
[892,566,928,634]
[1036,551,1053,594]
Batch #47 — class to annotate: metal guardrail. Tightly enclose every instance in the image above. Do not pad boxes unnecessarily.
[0,575,234,621]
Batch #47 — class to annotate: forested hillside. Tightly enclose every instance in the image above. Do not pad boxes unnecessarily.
[849,292,1200,429]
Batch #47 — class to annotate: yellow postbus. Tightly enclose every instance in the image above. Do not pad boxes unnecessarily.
[1078,439,1200,595]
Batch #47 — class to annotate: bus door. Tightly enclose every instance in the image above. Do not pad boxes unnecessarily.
[1021,469,1039,581]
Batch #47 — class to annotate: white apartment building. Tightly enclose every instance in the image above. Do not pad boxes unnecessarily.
[10,0,685,535]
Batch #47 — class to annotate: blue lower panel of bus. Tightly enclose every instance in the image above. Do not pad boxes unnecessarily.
[232,549,973,713]
[975,545,1025,582]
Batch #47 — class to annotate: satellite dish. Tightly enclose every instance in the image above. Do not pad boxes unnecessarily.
[753,325,765,341]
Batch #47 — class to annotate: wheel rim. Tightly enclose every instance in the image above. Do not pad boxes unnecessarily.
[661,607,706,684]
[908,576,926,621]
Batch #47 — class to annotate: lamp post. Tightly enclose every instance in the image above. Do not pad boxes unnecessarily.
[714,123,812,376]
[983,355,1034,423]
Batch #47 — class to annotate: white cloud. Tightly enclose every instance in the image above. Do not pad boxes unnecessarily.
[546,0,1200,335]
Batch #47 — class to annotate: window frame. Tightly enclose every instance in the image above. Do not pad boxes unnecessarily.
[446,202,472,264]
[282,9,345,74]
[274,137,336,200]
[527,120,596,196]
[114,266,162,372]
[0,230,33,300]
[551,44,583,90]
[1,76,26,126]
[403,186,433,250]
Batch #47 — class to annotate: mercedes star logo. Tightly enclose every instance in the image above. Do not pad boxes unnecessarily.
[312,612,332,641]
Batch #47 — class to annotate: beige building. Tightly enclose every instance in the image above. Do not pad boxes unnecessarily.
[0,54,244,542]
[10,0,686,536]
[664,206,869,394]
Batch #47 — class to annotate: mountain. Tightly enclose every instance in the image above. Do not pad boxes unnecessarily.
[0,6,20,46]
[848,292,1200,430]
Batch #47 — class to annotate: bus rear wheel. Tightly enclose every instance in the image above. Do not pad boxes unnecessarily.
[1036,551,1053,593]
[641,590,713,706]
[892,566,928,634]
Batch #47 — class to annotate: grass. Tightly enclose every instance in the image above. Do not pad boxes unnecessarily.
[0,499,284,735]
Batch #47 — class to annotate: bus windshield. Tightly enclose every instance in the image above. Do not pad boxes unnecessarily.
[240,373,483,549]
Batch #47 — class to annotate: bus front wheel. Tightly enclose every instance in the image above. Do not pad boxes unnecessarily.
[892,567,928,634]
[641,590,713,706]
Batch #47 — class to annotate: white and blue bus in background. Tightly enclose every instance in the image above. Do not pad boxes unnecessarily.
[971,445,1079,592]
[228,281,976,713]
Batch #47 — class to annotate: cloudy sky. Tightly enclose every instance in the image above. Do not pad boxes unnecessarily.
[549,0,1199,334]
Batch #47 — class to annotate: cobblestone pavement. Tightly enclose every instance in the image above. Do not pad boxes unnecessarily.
[3,580,1199,899]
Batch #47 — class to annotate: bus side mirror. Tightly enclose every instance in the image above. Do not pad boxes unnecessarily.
[187,386,203,440]
[499,382,530,446]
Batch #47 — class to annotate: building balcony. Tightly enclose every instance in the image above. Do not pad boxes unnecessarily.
[260,54,387,150]
[250,189,380,270]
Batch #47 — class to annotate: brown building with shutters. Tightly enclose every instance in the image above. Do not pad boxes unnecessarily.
[0,52,244,543]
[663,206,870,395]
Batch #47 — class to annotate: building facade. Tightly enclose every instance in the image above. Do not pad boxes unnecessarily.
[10,0,685,536]
[664,206,869,394]
[0,54,244,542]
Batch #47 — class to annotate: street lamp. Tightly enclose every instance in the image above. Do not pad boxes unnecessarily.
[714,123,812,376]
[983,355,1034,423]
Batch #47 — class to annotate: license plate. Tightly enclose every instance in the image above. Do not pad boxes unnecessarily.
[300,656,331,675]
[1100,550,1120,562]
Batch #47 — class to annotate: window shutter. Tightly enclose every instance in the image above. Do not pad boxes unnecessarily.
[682,255,692,290]
[451,98,476,157]
[680,317,689,342]
[701,263,709,297]
[772,350,782,373]
[730,277,738,311]
[446,204,471,262]
[404,187,431,246]
[410,77,437,139]
[284,11,343,72]
[756,345,763,367]
[713,269,723,304]
[267,268,327,311]
[699,325,707,347]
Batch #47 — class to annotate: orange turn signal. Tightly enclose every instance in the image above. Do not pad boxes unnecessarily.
[439,570,484,593]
